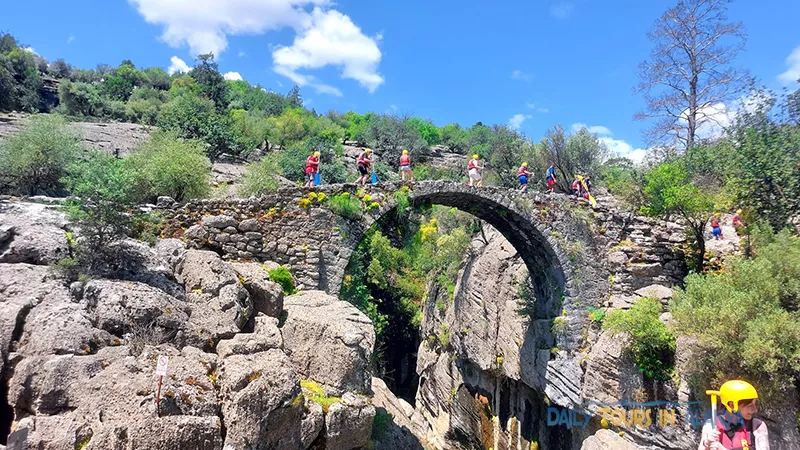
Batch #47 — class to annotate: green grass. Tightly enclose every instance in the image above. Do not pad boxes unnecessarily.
[326,192,363,219]
[268,266,298,295]
[301,379,341,413]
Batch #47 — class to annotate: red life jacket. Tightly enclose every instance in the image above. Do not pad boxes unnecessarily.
[468,159,479,170]
[400,155,410,166]
[518,167,528,177]
[357,152,370,167]
[717,416,758,450]
[305,155,319,173]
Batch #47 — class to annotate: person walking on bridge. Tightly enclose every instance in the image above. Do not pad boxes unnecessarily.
[356,148,372,185]
[467,154,484,187]
[305,151,320,187]
[518,162,533,193]
[700,380,769,450]
[399,150,415,182]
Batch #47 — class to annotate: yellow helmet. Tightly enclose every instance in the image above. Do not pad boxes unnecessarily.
[719,380,758,413]
[715,213,721,218]
[522,162,528,167]
[473,154,479,159]
[402,150,408,155]
[736,209,743,215]
[365,148,372,153]
[313,151,320,157]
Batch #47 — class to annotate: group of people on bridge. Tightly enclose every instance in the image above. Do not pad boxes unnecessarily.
[304,149,595,200]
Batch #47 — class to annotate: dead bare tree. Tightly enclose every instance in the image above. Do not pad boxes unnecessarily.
[635,0,750,155]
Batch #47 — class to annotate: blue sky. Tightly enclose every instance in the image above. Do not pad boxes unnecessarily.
[3,0,800,161]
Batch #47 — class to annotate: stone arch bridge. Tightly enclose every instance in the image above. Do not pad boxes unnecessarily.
[160,181,687,350]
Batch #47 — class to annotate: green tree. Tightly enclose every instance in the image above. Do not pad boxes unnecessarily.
[268,108,307,149]
[62,151,137,265]
[440,123,468,153]
[366,114,429,168]
[720,91,800,231]
[125,131,211,202]
[189,53,228,112]
[0,114,83,195]
[142,67,171,90]
[58,80,105,116]
[102,63,145,101]
[286,85,302,108]
[0,48,42,112]
[49,58,72,79]
[670,230,800,401]
[640,160,715,272]
[125,88,168,125]
[169,75,199,98]
[239,154,281,196]
[605,297,676,381]
[407,117,441,146]
[158,94,241,160]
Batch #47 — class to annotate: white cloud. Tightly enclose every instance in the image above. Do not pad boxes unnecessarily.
[223,71,243,81]
[778,45,800,85]
[272,8,383,94]
[23,47,38,55]
[511,70,532,81]
[526,103,548,113]
[571,123,647,163]
[390,104,397,112]
[167,56,191,75]
[274,65,343,96]
[550,2,574,19]
[624,148,648,164]
[571,123,612,135]
[509,114,532,129]
[238,50,247,57]
[129,0,328,56]
[67,35,75,44]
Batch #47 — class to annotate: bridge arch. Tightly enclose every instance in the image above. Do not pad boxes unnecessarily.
[333,181,600,339]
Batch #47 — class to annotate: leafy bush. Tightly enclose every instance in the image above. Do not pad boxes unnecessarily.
[587,306,606,323]
[326,193,363,219]
[61,150,137,267]
[158,93,242,160]
[413,164,464,182]
[239,155,281,197]
[670,230,800,401]
[276,143,309,183]
[58,80,105,117]
[604,297,676,380]
[0,46,43,113]
[268,266,297,295]
[0,114,83,195]
[125,131,211,202]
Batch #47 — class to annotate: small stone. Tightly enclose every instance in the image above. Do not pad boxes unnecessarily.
[223,226,238,234]
[244,232,263,241]
[634,284,673,300]
[214,233,230,243]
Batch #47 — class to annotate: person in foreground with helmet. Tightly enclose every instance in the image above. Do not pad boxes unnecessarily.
[305,151,320,187]
[356,148,372,185]
[467,155,484,187]
[518,162,533,193]
[545,164,557,193]
[700,380,769,450]
[399,150,415,182]
[732,209,745,234]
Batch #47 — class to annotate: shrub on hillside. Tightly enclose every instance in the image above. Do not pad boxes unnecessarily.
[326,193,362,219]
[239,155,281,197]
[268,266,297,295]
[670,229,800,401]
[58,80,106,117]
[62,151,137,265]
[125,131,211,202]
[604,296,676,381]
[0,114,84,195]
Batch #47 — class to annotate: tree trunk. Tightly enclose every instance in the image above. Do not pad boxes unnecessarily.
[693,225,705,273]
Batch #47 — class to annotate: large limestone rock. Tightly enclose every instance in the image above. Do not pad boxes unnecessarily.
[8,345,223,449]
[323,393,376,450]
[230,261,284,318]
[175,250,254,349]
[217,348,304,450]
[0,202,69,265]
[581,429,642,450]
[281,291,374,395]
[215,316,282,359]
[82,279,190,340]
